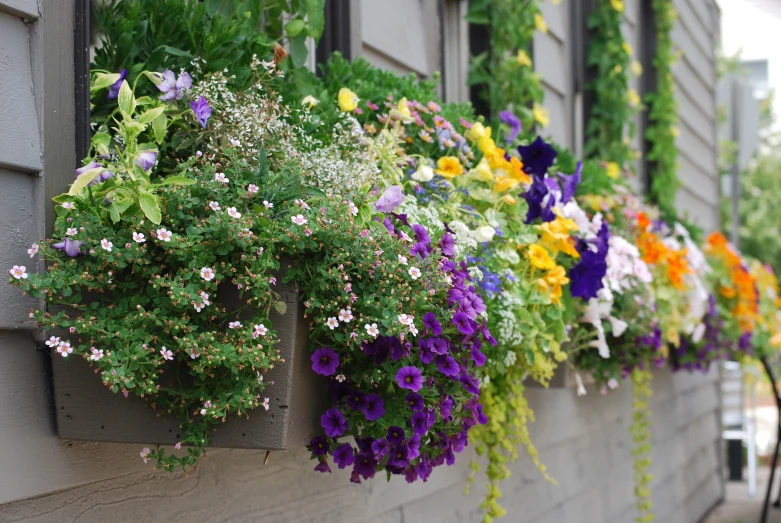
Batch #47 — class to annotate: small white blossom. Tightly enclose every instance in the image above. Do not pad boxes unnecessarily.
[194,291,211,312]
[336,374,346,383]
[157,228,173,242]
[160,347,174,361]
[9,265,28,279]
[254,324,268,336]
[398,255,408,265]
[28,244,38,258]
[214,172,229,183]
[140,447,151,464]
[62,202,75,210]
[348,201,359,216]
[200,267,215,281]
[45,336,61,348]
[132,232,146,243]
[398,314,414,326]
[248,184,259,195]
[261,397,270,411]
[209,201,221,211]
[263,200,273,209]
[257,371,263,383]
[89,347,104,361]
[190,349,201,359]
[66,228,78,236]
[326,317,339,329]
[408,267,422,279]
[338,308,353,322]
[228,321,242,329]
[56,341,73,357]
[294,199,310,210]
[227,207,242,219]
[101,239,113,252]
[291,214,307,226]
[365,323,379,337]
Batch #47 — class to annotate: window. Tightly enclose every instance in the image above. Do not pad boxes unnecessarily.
[315,0,354,72]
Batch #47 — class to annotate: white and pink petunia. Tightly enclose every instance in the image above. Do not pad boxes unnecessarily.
[408,267,421,279]
[248,184,259,195]
[160,346,174,361]
[157,228,173,242]
[9,265,28,279]
[200,267,215,281]
[209,201,221,211]
[365,323,379,337]
[326,317,339,330]
[291,214,307,226]
[132,232,146,243]
[28,244,39,258]
[101,239,113,252]
[338,308,353,323]
[227,207,242,219]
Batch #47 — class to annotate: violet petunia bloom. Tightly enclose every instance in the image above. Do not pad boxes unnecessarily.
[135,150,158,172]
[412,224,431,245]
[386,426,405,446]
[411,411,431,436]
[346,389,364,411]
[371,438,390,458]
[396,366,424,392]
[387,445,410,468]
[439,233,455,257]
[556,161,583,204]
[517,135,557,176]
[440,395,454,419]
[569,222,610,300]
[405,392,425,412]
[75,161,101,179]
[375,185,405,213]
[521,173,556,224]
[108,69,127,100]
[353,453,376,480]
[314,459,331,473]
[436,355,459,378]
[309,435,330,456]
[311,347,339,376]
[361,393,385,421]
[452,311,475,335]
[423,312,442,336]
[155,70,192,101]
[52,237,83,257]
[460,371,481,395]
[333,443,355,469]
[190,96,212,128]
[499,110,522,143]
[320,408,347,438]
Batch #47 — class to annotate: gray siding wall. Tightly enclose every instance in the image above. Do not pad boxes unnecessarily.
[0,1,723,522]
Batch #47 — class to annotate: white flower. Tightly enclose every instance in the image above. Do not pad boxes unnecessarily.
[607,378,619,390]
[89,347,104,361]
[291,214,307,226]
[348,201,359,216]
[409,325,419,337]
[56,341,73,357]
[160,347,174,361]
[408,267,422,279]
[66,228,78,236]
[9,265,28,279]
[397,255,408,265]
[157,228,173,242]
[607,316,628,337]
[261,397,270,411]
[295,199,310,210]
[301,95,320,108]
[472,225,496,243]
[336,374,346,383]
[227,207,242,219]
[209,201,221,211]
[254,324,268,336]
[248,184,259,195]
[190,349,201,359]
[228,321,242,329]
[62,202,75,210]
[365,323,379,337]
[230,138,241,147]
[338,308,353,322]
[575,373,587,397]
[503,350,517,367]
[45,336,61,348]
[101,239,113,252]
[140,447,151,464]
[263,200,273,209]
[692,322,706,344]
[257,371,263,383]
[398,314,414,326]
[411,164,434,182]
[214,172,229,183]
[28,244,38,258]
[326,317,339,329]
[200,267,215,281]
[194,291,211,312]
[132,232,146,243]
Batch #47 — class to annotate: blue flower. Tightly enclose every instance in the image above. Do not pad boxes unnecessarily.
[517,135,557,176]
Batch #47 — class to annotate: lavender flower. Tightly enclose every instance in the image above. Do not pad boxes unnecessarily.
[411,411,431,436]
[314,459,331,473]
[371,438,390,458]
[320,408,347,438]
[555,161,583,204]
[311,347,339,376]
[452,312,475,335]
[436,355,459,378]
[74,161,101,179]
[405,392,425,411]
[375,185,405,213]
[361,393,385,421]
[395,366,424,392]
[135,150,158,172]
[107,69,127,100]
[499,110,522,143]
[155,70,192,101]
[190,96,212,128]
[386,426,405,446]
[52,237,83,257]
[440,233,455,257]
[423,312,442,336]
[333,443,355,469]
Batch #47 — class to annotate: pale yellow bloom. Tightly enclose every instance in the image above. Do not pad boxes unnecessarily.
[469,158,494,182]
[493,176,520,193]
[628,89,641,107]
[605,162,620,180]
[533,104,549,127]
[337,87,359,112]
[611,0,624,13]
[396,97,412,118]
[623,42,633,56]
[671,126,680,137]
[516,49,532,68]
[631,60,643,77]
[301,95,319,109]
[503,194,517,205]
[614,64,623,74]
[467,122,489,141]
[535,13,548,34]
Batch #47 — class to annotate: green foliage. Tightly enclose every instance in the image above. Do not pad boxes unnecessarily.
[630,368,654,522]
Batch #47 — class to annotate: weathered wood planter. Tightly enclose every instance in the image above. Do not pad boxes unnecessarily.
[52,273,329,450]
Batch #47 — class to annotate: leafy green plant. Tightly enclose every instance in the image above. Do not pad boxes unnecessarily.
[630,368,654,522]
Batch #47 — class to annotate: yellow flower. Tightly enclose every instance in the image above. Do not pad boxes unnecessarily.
[611,0,624,12]
[527,244,555,270]
[549,283,564,306]
[508,157,531,184]
[605,162,620,180]
[337,87,359,112]
[628,89,641,107]
[613,64,623,74]
[493,176,520,193]
[516,49,532,67]
[623,42,633,56]
[396,97,412,118]
[436,156,464,179]
[503,194,517,205]
[534,13,548,33]
[301,95,319,109]
[467,122,489,141]
[631,60,643,76]
[545,264,570,287]
[538,215,580,258]
[478,133,498,155]
[470,158,494,181]
[533,104,549,127]
[670,125,680,137]
[484,146,508,170]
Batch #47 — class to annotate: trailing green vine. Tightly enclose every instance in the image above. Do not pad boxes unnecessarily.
[645,0,680,222]
[630,367,654,522]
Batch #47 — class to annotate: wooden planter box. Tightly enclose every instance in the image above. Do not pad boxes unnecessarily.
[52,272,329,450]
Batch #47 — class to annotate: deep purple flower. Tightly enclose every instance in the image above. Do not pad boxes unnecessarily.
[428,337,448,355]
[371,438,390,458]
[311,347,339,376]
[436,355,459,378]
[411,411,431,436]
[52,237,83,257]
[412,224,431,245]
[416,456,431,482]
[190,96,212,128]
[569,222,610,300]
[155,70,192,101]
[473,403,488,425]
[407,434,421,460]
[460,371,480,395]
[135,150,158,172]
[333,443,355,469]
[471,346,487,367]
[423,313,442,336]
[396,366,424,392]
[521,173,556,224]
[353,453,376,480]
[314,459,331,473]
[410,242,429,259]
[320,408,347,438]
[310,435,330,456]
[107,69,127,100]
[362,393,385,421]
[439,233,455,257]
[499,110,522,143]
[386,426,406,446]
[346,389,364,411]
[404,467,419,484]
[556,161,582,204]
[444,445,456,466]
[517,135,557,176]
[381,216,395,235]
[387,445,410,468]
[375,185,405,213]
[405,392,425,411]
[419,338,437,364]
[440,395,454,419]
[452,312,475,335]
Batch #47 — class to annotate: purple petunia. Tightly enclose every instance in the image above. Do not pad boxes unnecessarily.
[371,437,390,458]
[569,221,610,300]
[387,445,410,468]
[411,411,431,436]
[353,453,376,480]
[375,185,405,213]
[362,393,385,421]
[436,355,459,378]
[499,110,522,143]
[460,371,480,395]
[471,346,487,366]
[521,172,556,224]
[320,408,347,438]
[556,161,582,204]
[314,459,332,473]
[154,70,192,102]
[333,443,356,469]
[396,366,424,392]
[440,395,454,419]
[423,312,442,336]
[311,347,339,376]
[517,135,557,176]
[412,224,431,245]
[107,69,127,100]
[386,426,405,446]
[452,311,475,335]
[52,237,84,258]
[439,233,455,257]
[405,392,425,411]
[135,150,158,172]
[410,242,429,260]
[310,435,330,456]
[190,96,212,128]
[346,389,364,411]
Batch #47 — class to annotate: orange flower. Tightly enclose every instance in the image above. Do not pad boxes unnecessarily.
[636,211,651,231]
[666,249,691,290]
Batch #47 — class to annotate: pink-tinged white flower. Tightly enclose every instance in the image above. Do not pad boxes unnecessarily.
[140,447,151,464]
[160,346,174,361]
[254,324,268,336]
[409,325,419,337]
[269,277,277,285]
[190,349,201,359]
[326,317,339,330]
[336,374,346,383]
[204,400,212,408]
[294,199,310,210]
[408,267,421,279]
[248,184,259,195]
[194,291,211,312]
[89,347,104,361]
[344,283,352,293]
[228,321,242,329]
[45,336,61,348]
[66,228,78,236]
[132,232,146,243]
[157,228,173,242]
[263,200,273,209]
[398,314,414,326]
[607,378,619,390]
[214,172,229,183]
[350,331,358,339]
[397,255,408,265]
[575,373,587,397]
[28,244,38,258]
[175,442,182,450]
[257,247,264,255]
[305,228,312,236]
[400,232,413,243]
[69,326,76,334]
[200,267,215,281]
[257,371,263,384]
[101,239,113,252]
[9,265,28,279]
[62,202,75,210]
[261,397,270,411]
[227,207,242,219]
[56,340,73,357]
[338,308,353,322]
[348,201,359,216]
[350,293,358,303]
[196,150,203,157]
[200,408,207,415]
[230,138,241,147]
[209,201,221,211]
[291,214,307,226]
